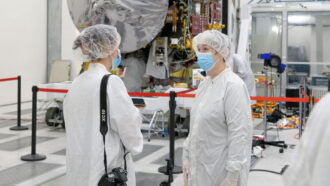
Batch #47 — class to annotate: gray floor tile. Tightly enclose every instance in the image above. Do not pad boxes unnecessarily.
[136,172,168,186]
[25,123,49,130]
[153,147,183,166]
[0,136,55,151]
[0,133,15,140]
[0,120,29,128]
[48,127,66,133]
[250,155,259,169]
[38,172,171,186]
[265,134,279,141]
[38,123,50,129]
[0,101,31,108]
[4,108,32,115]
[53,149,66,156]
[133,144,163,161]
[37,112,46,117]
[39,174,65,186]
[0,162,61,186]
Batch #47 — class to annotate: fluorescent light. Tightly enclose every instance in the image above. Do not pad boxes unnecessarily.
[288,15,315,24]
[272,26,279,34]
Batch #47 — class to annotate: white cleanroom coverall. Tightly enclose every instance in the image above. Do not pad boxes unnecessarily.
[284,93,330,186]
[228,54,256,104]
[64,63,143,186]
[183,67,253,186]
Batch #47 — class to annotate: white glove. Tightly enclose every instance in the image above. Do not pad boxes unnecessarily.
[182,159,190,186]
[220,171,239,186]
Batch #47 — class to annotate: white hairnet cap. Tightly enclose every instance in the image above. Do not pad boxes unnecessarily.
[73,24,121,61]
[193,30,233,62]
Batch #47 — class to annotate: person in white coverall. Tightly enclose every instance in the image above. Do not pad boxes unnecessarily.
[64,25,143,186]
[182,30,253,186]
[284,92,330,186]
[228,54,256,105]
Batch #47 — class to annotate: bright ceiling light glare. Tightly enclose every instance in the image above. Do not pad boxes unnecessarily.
[272,26,279,34]
[288,15,315,24]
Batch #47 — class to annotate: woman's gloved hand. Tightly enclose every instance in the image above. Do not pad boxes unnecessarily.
[220,171,239,186]
[183,159,190,186]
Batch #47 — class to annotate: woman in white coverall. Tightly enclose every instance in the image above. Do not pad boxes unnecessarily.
[64,25,143,186]
[284,93,330,186]
[228,54,256,105]
[182,30,252,186]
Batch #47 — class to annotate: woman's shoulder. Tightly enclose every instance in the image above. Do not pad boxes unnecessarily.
[223,71,248,94]
[108,74,124,85]
[107,74,127,93]
[196,76,211,91]
[225,70,246,86]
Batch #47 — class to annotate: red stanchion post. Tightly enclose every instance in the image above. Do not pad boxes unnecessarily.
[10,76,28,131]
[21,86,46,161]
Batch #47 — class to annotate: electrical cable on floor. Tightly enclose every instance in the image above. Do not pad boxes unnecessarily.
[250,169,282,175]
[250,165,289,175]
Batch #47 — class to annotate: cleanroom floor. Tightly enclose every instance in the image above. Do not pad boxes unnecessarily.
[0,102,300,186]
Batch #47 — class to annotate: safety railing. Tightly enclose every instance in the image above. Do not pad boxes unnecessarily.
[21,86,68,161]
[128,92,195,98]
[0,76,28,131]
[20,85,322,161]
[20,86,189,185]
[20,84,324,186]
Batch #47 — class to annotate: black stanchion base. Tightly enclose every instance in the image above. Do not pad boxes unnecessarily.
[159,181,169,186]
[158,165,182,175]
[21,154,46,161]
[10,126,28,131]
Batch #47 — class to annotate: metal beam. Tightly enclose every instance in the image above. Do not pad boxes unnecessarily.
[222,0,229,34]
[47,0,62,82]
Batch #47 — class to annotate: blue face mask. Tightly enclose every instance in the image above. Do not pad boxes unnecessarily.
[197,53,216,72]
[112,50,121,70]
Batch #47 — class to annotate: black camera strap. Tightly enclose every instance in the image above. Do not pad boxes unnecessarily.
[100,74,127,175]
